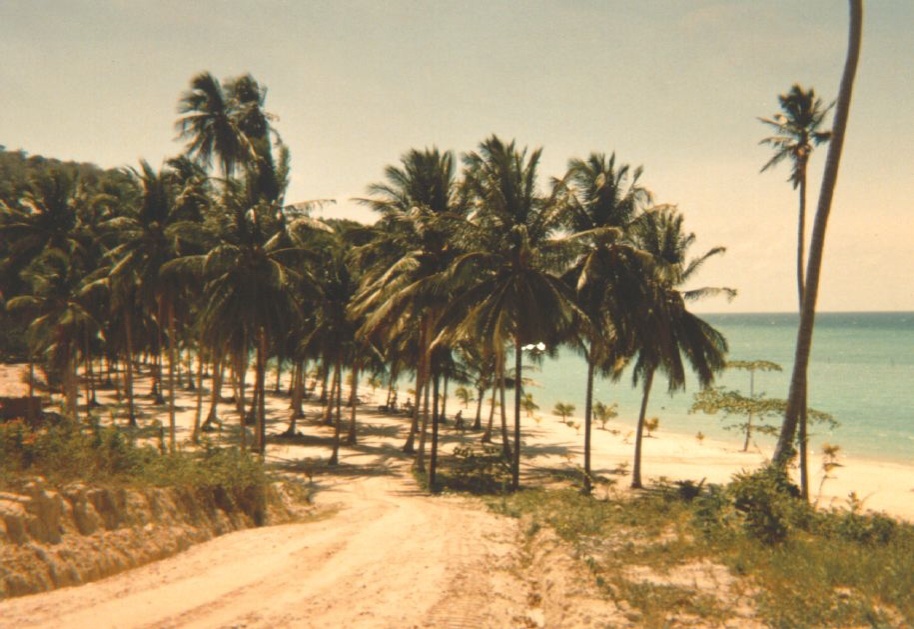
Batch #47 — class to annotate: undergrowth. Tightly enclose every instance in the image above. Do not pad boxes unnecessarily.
[0,419,271,516]
[486,469,914,628]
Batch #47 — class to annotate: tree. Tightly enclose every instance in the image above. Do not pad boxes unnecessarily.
[552,402,575,422]
[352,147,464,488]
[442,136,584,490]
[628,206,732,489]
[559,151,652,493]
[759,85,833,306]
[774,1,863,489]
[175,72,275,178]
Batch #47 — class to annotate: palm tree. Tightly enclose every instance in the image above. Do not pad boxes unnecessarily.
[8,249,100,420]
[175,72,273,178]
[559,151,652,492]
[759,84,833,306]
[628,206,732,489]
[441,136,583,490]
[774,0,863,477]
[105,160,204,450]
[352,147,464,486]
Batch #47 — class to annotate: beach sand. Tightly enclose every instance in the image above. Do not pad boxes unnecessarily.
[2,361,912,626]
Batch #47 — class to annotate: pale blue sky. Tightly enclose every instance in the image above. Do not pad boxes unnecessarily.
[1,1,910,312]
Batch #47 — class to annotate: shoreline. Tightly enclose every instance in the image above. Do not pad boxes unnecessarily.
[2,363,912,522]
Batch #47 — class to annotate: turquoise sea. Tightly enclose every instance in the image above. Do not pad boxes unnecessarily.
[526,312,914,465]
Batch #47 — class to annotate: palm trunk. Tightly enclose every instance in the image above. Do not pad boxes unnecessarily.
[192,347,205,443]
[416,373,431,472]
[124,312,137,427]
[204,353,223,430]
[499,358,510,459]
[167,301,177,453]
[583,352,595,493]
[429,372,440,491]
[632,370,655,489]
[482,380,497,443]
[512,338,523,491]
[255,327,267,455]
[346,362,359,445]
[329,359,343,465]
[473,383,485,431]
[774,0,862,467]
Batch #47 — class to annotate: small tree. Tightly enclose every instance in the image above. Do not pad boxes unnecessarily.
[454,385,474,409]
[593,401,618,430]
[691,386,836,451]
[521,392,539,418]
[552,402,576,423]
[644,416,659,438]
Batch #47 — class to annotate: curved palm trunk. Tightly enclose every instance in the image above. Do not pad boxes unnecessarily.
[631,370,655,489]
[498,357,510,458]
[774,0,862,467]
[204,353,224,430]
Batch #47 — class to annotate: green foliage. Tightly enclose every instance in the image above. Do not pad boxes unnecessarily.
[0,421,269,507]
[551,402,575,421]
[485,472,914,626]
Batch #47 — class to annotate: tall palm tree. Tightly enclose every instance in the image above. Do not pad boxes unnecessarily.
[105,160,204,450]
[177,73,250,178]
[628,206,732,489]
[8,249,100,420]
[759,84,833,306]
[352,147,463,481]
[441,136,583,490]
[559,152,652,492]
[774,0,863,472]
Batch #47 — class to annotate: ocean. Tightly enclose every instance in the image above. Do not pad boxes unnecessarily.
[525,312,914,465]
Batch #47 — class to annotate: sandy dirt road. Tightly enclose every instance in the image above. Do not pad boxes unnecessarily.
[0,465,530,629]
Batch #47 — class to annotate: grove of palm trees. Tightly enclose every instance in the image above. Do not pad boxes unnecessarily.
[5,5,914,623]
[1,70,732,493]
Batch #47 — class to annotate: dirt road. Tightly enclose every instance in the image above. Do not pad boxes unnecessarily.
[0,463,535,628]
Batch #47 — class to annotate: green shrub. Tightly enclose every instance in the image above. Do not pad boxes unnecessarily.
[728,466,805,545]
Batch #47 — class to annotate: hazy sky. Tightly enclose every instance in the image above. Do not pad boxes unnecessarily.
[2,1,911,312]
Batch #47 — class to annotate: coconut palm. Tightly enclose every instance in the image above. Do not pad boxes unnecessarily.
[759,85,833,306]
[441,135,584,490]
[775,0,863,480]
[352,147,464,486]
[628,206,732,489]
[559,151,652,492]
[176,72,274,178]
[105,160,205,450]
[8,249,100,420]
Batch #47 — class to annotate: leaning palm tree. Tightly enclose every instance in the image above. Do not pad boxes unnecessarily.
[628,206,732,489]
[775,0,863,475]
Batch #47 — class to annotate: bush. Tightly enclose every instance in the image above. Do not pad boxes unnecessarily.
[727,466,805,545]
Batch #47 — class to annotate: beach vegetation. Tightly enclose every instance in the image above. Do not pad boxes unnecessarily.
[490,475,914,627]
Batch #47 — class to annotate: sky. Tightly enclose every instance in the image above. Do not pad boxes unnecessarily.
[1,1,911,313]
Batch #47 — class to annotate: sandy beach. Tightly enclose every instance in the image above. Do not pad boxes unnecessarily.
[1,360,913,626]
